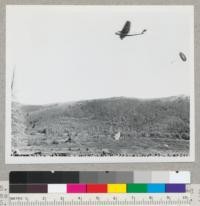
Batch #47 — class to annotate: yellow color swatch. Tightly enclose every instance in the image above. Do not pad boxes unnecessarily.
[107,184,126,193]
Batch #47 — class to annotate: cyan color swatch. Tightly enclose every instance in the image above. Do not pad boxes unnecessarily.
[147,184,165,193]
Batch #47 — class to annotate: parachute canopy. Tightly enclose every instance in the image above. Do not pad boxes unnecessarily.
[179,52,187,62]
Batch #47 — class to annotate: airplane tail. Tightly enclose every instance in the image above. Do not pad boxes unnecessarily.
[141,29,147,34]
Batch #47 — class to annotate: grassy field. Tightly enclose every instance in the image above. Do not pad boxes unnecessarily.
[11,96,190,157]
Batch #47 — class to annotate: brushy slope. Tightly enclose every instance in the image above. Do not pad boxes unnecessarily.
[11,96,190,156]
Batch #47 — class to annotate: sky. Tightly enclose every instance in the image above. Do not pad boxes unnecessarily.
[6,6,194,105]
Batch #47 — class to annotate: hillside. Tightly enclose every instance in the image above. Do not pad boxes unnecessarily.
[11,96,190,156]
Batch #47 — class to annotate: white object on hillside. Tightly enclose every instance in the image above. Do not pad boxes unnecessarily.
[114,132,121,140]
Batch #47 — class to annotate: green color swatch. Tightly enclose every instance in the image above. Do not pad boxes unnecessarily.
[127,184,147,193]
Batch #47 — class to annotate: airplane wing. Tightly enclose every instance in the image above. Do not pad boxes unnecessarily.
[121,21,131,34]
[125,29,147,36]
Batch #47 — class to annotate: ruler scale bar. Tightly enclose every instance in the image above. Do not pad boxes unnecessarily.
[7,194,191,206]
[8,193,192,206]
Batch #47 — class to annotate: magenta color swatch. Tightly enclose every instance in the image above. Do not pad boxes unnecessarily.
[67,184,86,193]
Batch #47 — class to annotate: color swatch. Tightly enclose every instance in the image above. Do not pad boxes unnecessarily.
[9,171,190,184]
[67,184,86,193]
[107,184,126,193]
[9,183,187,193]
[127,184,147,193]
[86,184,107,193]
[9,171,189,194]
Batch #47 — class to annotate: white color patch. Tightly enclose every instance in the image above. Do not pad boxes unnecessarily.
[169,171,191,183]
[48,184,66,193]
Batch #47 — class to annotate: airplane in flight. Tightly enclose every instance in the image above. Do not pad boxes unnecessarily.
[115,21,147,40]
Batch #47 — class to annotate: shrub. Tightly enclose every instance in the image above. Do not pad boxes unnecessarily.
[139,131,147,137]
[181,133,189,140]
[174,133,181,139]
[51,139,59,144]
[149,132,155,138]
[38,128,47,134]
[164,133,171,138]
[149,132,162,138]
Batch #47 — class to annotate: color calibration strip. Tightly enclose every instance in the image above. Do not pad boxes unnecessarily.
[9,183,187,193]
[9,171,190,184]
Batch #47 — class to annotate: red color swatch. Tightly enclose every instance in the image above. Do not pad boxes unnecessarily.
[87,184,107,193]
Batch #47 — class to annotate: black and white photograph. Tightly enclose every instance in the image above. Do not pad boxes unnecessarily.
[6,5,194,163]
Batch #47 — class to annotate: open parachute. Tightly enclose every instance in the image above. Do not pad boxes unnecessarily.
[179,52,187,62]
